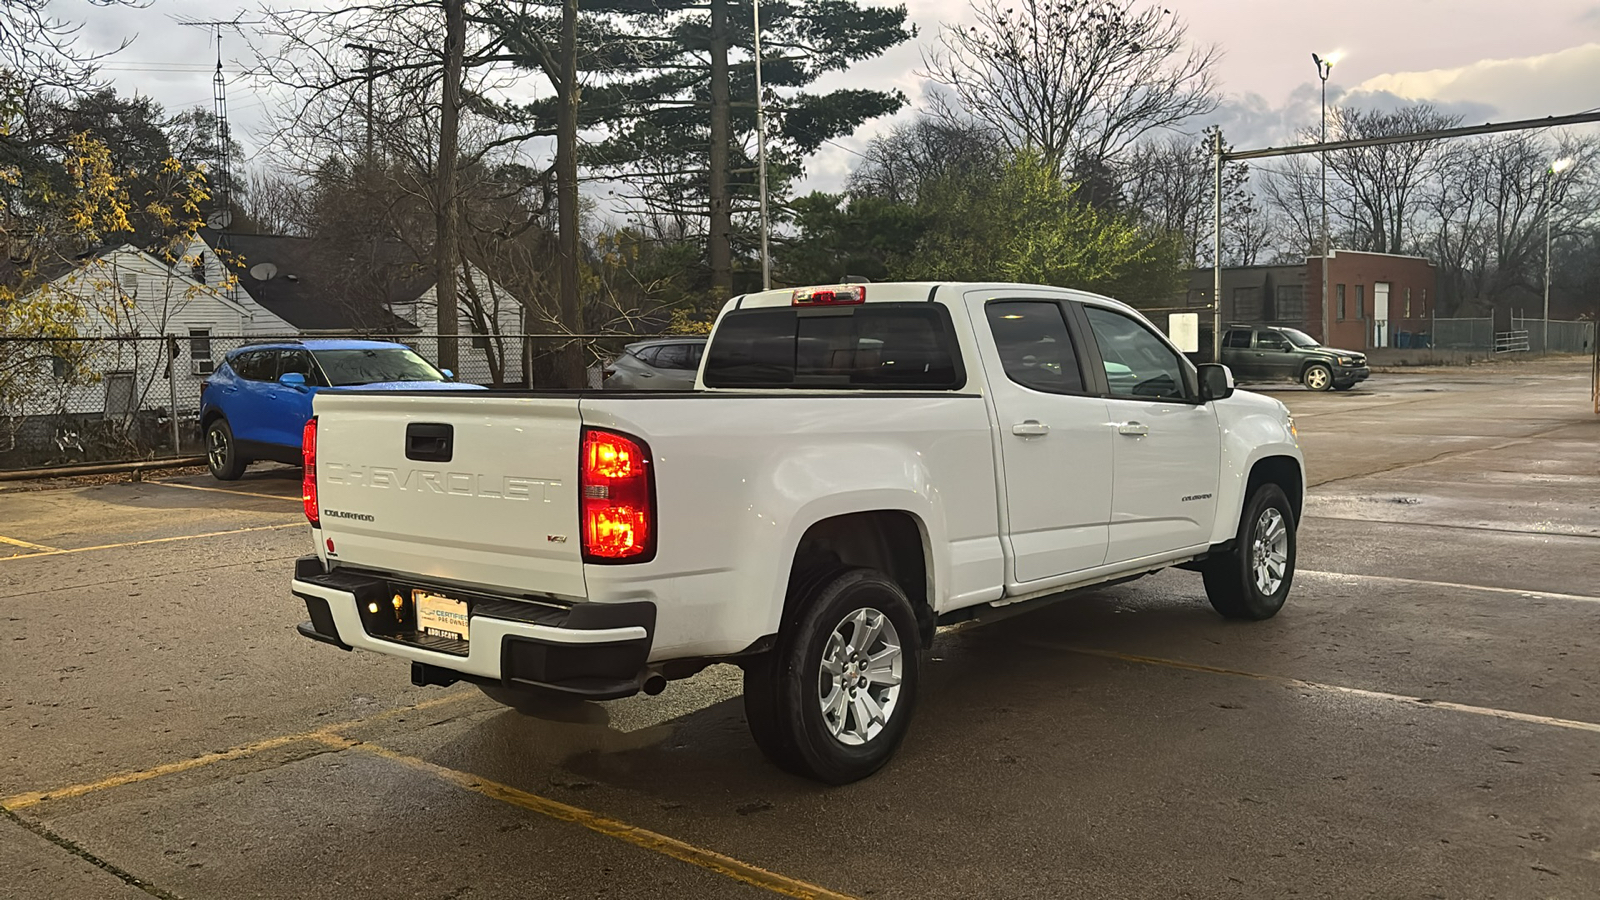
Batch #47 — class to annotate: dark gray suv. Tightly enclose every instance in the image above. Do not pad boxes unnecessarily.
[1220,326,1369,391]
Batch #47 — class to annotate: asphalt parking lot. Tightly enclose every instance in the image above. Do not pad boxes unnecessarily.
[3,356,1598,899]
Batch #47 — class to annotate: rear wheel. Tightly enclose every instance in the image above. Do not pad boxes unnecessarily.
[1203,483,1296,620]
[1302,364,1333,391]
[205,419,247,481]
[742,568,920,784]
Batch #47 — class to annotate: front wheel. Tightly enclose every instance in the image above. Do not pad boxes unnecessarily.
[1303,364,1333,391]
[205,419,247,481]
[743,568,920,784]
[1203,483,1296,620]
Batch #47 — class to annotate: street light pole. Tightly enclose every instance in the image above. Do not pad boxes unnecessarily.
[753,0,772,291]
[1313,53,1336,347]
[1544,157,1575,353]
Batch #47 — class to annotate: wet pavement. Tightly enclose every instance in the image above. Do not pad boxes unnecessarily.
[3,357,1598,899]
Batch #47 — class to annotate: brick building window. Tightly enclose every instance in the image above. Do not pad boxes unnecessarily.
[1405,287,1412,317]
[1274,285,1305,322]
[1337,284,1346,320]
[1356,284,1366,319]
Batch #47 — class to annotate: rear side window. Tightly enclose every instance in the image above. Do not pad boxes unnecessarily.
[653,344,691,370]
[703,304,964,389]
[1224,330,1252,349]
[231,350,277,381]
[985,300,1084,393]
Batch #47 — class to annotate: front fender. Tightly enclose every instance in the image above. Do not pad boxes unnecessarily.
[1209,393,1304,545]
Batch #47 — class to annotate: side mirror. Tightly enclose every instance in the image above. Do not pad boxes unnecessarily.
[440,368,455,381]
[1198,363,1234,402]
[279,372,308,390]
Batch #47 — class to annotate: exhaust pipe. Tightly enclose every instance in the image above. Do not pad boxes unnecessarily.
[642,672,667,696]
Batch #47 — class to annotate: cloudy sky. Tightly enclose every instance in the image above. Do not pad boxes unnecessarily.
[53,0,1600,194]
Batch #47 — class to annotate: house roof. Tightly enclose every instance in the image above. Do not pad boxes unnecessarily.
[199,230,427,333]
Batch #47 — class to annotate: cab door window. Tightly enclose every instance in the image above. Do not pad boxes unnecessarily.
[1255,330,1289,351]
[1081,306,1191,401]
[985,301,1085,393]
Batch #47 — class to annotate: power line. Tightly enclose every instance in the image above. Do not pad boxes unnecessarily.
[1226,110,1600,162]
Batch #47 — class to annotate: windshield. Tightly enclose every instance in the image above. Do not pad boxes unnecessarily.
[312,347,446,386]
[1279,328,1320,348]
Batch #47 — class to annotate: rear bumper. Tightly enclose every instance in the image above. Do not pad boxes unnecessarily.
[291,557,656,700]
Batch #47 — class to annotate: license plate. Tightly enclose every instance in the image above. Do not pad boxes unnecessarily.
[415,590,469,643]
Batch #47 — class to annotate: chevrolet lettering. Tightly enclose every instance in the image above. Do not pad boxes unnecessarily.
[291,281,1304,785]
[321,463,559,502]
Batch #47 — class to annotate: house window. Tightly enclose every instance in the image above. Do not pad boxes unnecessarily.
[190,329,214,376]
[1336,285,1347,321]
[1274,285,1305,323]
[192,254,207,285]
[120,272,139,298]
[51,356,71,380]
[1356,285,1366,319]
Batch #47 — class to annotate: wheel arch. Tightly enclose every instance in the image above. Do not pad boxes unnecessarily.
[1246,455,1304,525]
[783,510,935,648]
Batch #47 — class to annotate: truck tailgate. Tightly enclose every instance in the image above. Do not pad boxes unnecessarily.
[312,392,585,599]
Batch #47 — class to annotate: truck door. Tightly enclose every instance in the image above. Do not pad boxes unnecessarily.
[1075,303,1221,565]
[1252,329,1299,381]
[967,292,1113,584]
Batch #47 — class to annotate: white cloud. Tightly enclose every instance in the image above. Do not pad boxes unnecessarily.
[1350,43,1600,120]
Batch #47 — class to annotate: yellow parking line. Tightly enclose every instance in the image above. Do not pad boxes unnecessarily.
[0,534,59,553]
[1056,645,1600,736]
[0,523,302,562]
[150,480,299,502]
[0,692,476,810]
[349,740,860,900]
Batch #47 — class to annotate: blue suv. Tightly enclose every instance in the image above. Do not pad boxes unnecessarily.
[198,339,482,480]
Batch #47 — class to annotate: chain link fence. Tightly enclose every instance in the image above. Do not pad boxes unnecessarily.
[0,332,651,471]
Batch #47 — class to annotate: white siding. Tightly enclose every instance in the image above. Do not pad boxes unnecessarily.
[4,246,295,422]
[390,265,528,384]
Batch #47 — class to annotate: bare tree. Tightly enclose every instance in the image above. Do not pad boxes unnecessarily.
[1257,154,1321,261]
[848,115,999,204]
[1120,130,1253,266]
[1323,105,1462,255]
[921,0,1219,179]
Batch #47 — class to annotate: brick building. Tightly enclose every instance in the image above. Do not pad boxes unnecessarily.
[1183,250,1439,350]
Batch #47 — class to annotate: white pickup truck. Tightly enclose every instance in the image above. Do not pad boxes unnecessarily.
[291,282,1303,783]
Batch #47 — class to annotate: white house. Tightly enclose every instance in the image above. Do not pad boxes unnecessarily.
[2,243,295,455]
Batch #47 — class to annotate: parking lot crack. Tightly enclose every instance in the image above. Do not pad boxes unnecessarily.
[2,805,188,900]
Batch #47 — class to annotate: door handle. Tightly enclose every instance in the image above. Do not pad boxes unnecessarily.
[1117,422,1149,437]
[1011,420,1050,437]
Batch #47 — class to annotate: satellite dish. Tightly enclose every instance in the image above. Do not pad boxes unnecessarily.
[206,210,233,230]
[249,262,279,281]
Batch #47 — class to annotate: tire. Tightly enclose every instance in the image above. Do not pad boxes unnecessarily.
[1333,382,1356,391]
[1302,363,1333,391]
[1203,483,1296,621]
[205,418,247,481]
[742,568,921,784]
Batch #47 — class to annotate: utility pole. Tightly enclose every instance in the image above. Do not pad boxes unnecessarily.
[707,0,733,298]
[752,0,772,291]
[435,0,465,374]
[1212,129,1223,363]
[345,43,393,166]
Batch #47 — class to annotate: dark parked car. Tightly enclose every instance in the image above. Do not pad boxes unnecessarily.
[602,337,707,390]
[1220,326,1369,391]
[199,339,483,481]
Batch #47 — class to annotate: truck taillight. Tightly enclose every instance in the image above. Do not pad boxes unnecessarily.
[302,417,319,526]
[580,428,654,562]
[792,284,865,306]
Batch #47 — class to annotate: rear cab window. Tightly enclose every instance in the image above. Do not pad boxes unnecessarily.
[703,303,964,389]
